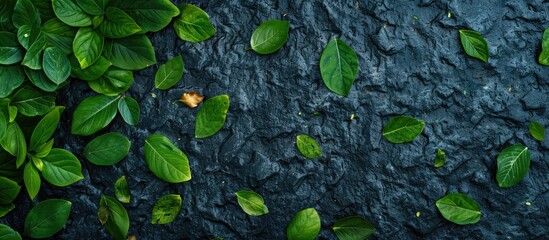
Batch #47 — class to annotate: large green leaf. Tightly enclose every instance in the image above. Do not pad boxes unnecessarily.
[69,55,111,81]
[434,149,446,168]
[382,115,424,143]
[98,7,141,38]
[71,95,120,136]
[0,122,27,168]
[250,19,289,54]
[0,65,25,98]
[24,199,72,238]
[103,35,156,70]
[41,148,84,186]
[151,194,182,224]
[296,134,322,159]
[9,86,56,117]
[143,134,191,183]
[76,0,108,16]
[459,29,489,62]
[496,144,531,188]
[320,38,359,96]
[111,0,180,33]
[12,0,40,28]
[21,35,46,70]
[286,208,321,240]
[29,106,63,151]
[100,195,129,240]
[332,216,376,240]
[0,176,20,204]
[117,96,139,125]
[83,132,130,166]
[73,27,104,69]
[154,55,184,90]
[42,47,70,84]
[235,190,269,216]
[529,121,545,141]
[436,193,481,225]
[88,68,133,96]
[114,176,130,203]
[24,67,59,92]
[41,18,76,54]
[195,94,230,138]
[0,223,22,240]
[52,0,92,27]
[173,4,216,43]
[0,31,23,64]
[23,162,40,200]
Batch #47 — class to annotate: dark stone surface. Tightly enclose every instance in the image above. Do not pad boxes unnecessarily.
[3,0,549,239]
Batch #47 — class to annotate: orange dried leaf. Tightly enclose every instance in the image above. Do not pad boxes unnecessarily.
[127,236,137,240]
[179,92,204,108]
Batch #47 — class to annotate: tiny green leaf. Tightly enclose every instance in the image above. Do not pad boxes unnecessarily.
[0,223,22,240]
[250,19,289,54]
[42,47,71,84]
[286,208,321,240]
[144,134,191,183]
[83,132,130,166]
[41,148,84,186]
[154,55,184,90]
[173,4,216,43]
[529,121,545,141]
[382,115,425,144]
[320,38,359,96]
[235,190,269,216]
[0,176,20,205]
[114,176,131,204]
[23,162,41,200]
[540,28,549,65]
[436,193,481,225]
[24,199,72,238]
[496,144,531,188]
[117,96,140,126]
[434,149,446,168]
[459,29,489,62]
[195,95,230,138]
[151,194,182,224]
[73,27,104,69]
[332,216,376,240]
[100,195,129,240]
[71,95,120,136]
[296,134,322,159]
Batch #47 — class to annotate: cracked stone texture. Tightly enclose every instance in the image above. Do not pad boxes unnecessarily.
[3,0,549,239]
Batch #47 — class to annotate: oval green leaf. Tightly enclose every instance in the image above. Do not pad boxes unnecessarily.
[114,176,130,204]
[98,7,141,38]
[151,194,182,224]
[42,47,70,84]
[320,38,359,96]
[73,27,104,69]
[41,18,77,55]
[88,68,133,96]
[0,31,23,65]
[0,122,27,168]
[173,4,216,43]
[9,86,56,117]
[382,115,425,144]
[496,144,531,188]
[436,193,481,225]
[529,121,545,141]
[235,190,269,216]
[41,148,84,186]
[296,134,322,159]
[21,35,46,70]
[434,149,446,168]
[12,0,40,28]
[195,94,230,138]
[111,0,180,33]
[69,54,111,81]
[83,132,130,166]
[0,65,25,98]
[71,95,120,136]
[52,0,92,27]
[0,223,22,240]
[459,29,489,62]
[29,106,63,151]
[103,35,156,70]
[23,162,40,200]
[154,55,184,90]
[144,134,191,183]
[286,208,321,240]
[250,19,289,54]
[76,0,108,16]
[24,199,72,238]
[100,195,129,240]
[332,216,376,240]
[117,96,140,126]
[0,204,16,218]
[24,67,60,92]
[0,176,20,205]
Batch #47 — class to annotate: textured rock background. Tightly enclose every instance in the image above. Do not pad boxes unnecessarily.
[2,0,549,239]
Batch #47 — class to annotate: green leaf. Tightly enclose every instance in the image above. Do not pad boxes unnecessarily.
[173,4,216,43]
[23,162,40,200]
[71,95,120,136]
[24,67,59,92]
[235,190,269,216]
[52,0,92,27]
[195,95,230,138]
[320,38,359,96]
[41,148,84,186]
[0,65,25,98]
[496,144,531,188]
[155,55,184,90]
[151,194,182,224]
[0,204,15,218]
[17,24,40,50]
[286,208,321,240]
[24,199,72,238]
[100,195,129,240]
[0,122,27,169]
[114,176,130,203]
[33,139,54,158]
[434,149,446,168]
[41,18,76,55]
[0,111,6,143]
[117,96,140,125]
[21,35,46,70]
[436,193,481,225]
[529,121,545,141]
[0,31,23,64]
[69,55,111,81]
[88,68,133,96]
[250,19,289,54]
[539,28,549,65]
[99,7,141,38]
[0,176,20,204]
[111,0,180,33]
[83,132,130,166]
[382,115,425,144]
[42,47,70,84]
[12,0,40,28]
[73,27,104,69]
[459,29,489,62]
[0,150,22,182]
[332,216,376,240]
[92,15,103,28]
[143,134,191,183]
[29,0,55,22]
[10,86,56,117]
[8,106,17,123]
[76,0,108,16]
[0,223,22,240]
[0,0,16,32]
[103,35,156,70]
[296,134,322,159]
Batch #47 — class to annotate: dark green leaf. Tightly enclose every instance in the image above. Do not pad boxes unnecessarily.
[0,150,22,182]
[23,162,40,200]
[529,121,545,141]
[436,193,481,225]
[30,0,55,22]
[459,29,489,62]
[0,204,15,218]
[0,31,23,64]
[41,148,84,186]
[320,38,359,96]
[12,0,40,28]
[155,55,184,90]
[52,0,92,27]
[10,85,55,117]
[92,15,103,28]
[117,96,140,125]
[73,27,104,69]
[103,35,156,70]
[151,194,182,224]
[69,55,111,81]
[88,68,133,96]
[235,190,269,216]
[24,199,72,238]
[71,95,120,136]
[17,24,40,50]
[111,0,180,33]
[0,176,20,204]
[0,223,21,240]
[173,4,216,43]
[99,7,141,38]
[24,67,59,92]
[100,195,129,240]
[382,115,425,144]
[33,139,54,158]
[0,0,16,31]
[496,144,530,188]
[0,65,25,98]
[144,134,191,183]
[333,216,376,240]
[21,35,46,70]
[29,106,63,151]
[114,176,130,203]
[42,47,70,84]
[296,134,322,159]
[98,206,109,225]
[76,0,108,16]
[195,95,230,138]
[0,122,26,169]
[250,19,289,54]
[83,132,130,166]
[41,18,76,54]
[434,149,446,168]
[286,208,321,240]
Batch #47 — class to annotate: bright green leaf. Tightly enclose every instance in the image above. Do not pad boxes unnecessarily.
[23,162,40,200]
[0,176,20,205]
[296,134,322,159]
[52,0,92,27]
[100,195,129,240]
[117,96,140,125]
[529,121,545,141]
[333,216,376,240]
[154,55,184,90]
[195,95,230,138]
[434,149,446,168]
[173,4,216,43]
[382,115,425,144]
[144,134,191,183]
[0,223,22,240]
[250,19,289,54]
[103,35,156,70]
[114,176,130,203]
[99,7,141,38]
[73,27,103,69]
[496,144,531,188]
[459,29,489,62]
[83,132,130,166]
[111,0,180,33]
[24,199,72,238]
[10,86,56,117]
[71,95,120,136]
[0,122,27,169]
[286,208,321,240]
[41,148,84,186]
[235,190,269,216]
[151,194,182,224]
[436,193,481,225]
[320,38,359,96]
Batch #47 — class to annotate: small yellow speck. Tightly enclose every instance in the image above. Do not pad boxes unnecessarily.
[525,201,531,206]
[508,87,513,92]
[151,93,157,98]
[283,13,288,17]
[24,33,29,38]
[448,12,452,18]
[298,111,302,116]
[350,114,355,120]
[416,211,421,217]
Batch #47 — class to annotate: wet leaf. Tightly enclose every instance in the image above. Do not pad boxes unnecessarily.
[496,144,530,188]
[382,115,424,144]
[151,194,182,224]
[459,29,489,62]
[43,47,70,84]
[235,190,269,216]
[434,149,446,168]
[114,176,131,204]
[320,38,359,96]
[296,134,322,159]
[436,193,481,225]
[195,95,229,138]
[286,208,320,240]
[174,4,216,43]
[332,216,376,240]
[179,92,204,108]
[250,19,289,54]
